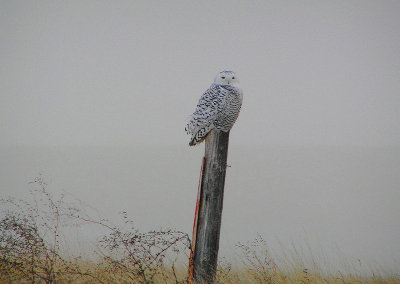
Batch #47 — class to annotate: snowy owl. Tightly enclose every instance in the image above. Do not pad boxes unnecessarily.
[185,71,243,146]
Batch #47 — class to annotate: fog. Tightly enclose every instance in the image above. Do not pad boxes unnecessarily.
[1,1,399,273]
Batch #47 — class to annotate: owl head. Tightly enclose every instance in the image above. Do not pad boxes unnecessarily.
[214,71,239,86]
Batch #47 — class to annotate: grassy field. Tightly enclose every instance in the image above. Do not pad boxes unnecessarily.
[1,257,399,283]
[1,177,399,283]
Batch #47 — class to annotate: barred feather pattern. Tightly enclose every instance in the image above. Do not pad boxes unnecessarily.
[185,83,243,146]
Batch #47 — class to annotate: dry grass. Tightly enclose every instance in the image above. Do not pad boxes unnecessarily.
[215,269,400,284]
[1,259,398,283]
[1,177,399,283]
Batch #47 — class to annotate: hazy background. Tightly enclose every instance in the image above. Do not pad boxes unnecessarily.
[1,1,399,273]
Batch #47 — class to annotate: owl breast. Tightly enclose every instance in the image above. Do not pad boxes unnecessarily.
[214,86,243,132]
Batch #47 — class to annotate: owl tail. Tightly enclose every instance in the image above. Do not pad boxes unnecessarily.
[189,124,214,146]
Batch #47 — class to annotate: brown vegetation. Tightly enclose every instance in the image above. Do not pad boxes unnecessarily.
[0,176,398,283]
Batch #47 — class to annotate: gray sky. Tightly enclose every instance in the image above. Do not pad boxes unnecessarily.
[1,1,400,273]
[1,1,399,147]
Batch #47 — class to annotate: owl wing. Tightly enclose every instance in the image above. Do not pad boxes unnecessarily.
[185,84,228,145]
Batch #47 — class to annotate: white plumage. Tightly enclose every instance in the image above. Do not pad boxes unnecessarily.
[185,71,243,146]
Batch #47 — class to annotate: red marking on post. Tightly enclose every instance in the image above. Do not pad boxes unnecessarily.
[187,157,206,284]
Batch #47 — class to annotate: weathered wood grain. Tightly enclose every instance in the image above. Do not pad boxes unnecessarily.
[193,130,229,283]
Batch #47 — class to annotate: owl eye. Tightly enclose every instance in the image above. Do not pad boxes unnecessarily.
[221,77,225,79]
[232,77,235,79]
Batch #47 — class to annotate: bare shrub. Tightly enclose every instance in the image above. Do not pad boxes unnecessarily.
[85,212,191,283]
[0,175,191,283]
[0,175,92,283]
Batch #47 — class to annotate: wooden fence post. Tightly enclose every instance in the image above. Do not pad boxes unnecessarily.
[192,130,230,283]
